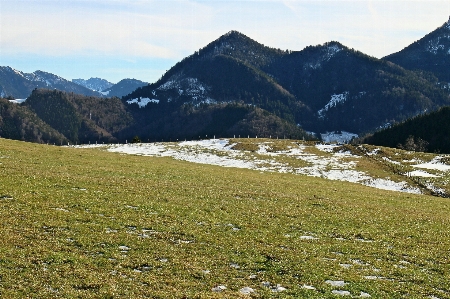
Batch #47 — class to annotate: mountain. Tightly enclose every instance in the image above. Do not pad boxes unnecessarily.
[124,31,450,135]
[0,67,102,99]
[0,97,67,144]
[22,89,134,144]
[384,17,450,84]
[101,78,148,98]
[361,106,450,154]
[72,77,113,93]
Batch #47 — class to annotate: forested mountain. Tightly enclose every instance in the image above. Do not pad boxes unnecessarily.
[72,77,113,92]
[0,97,67,144]
[384,17,450,84]
[124,31,449,135]
[0,67,101,99]
[361,107,450,154]
[101,79,148,98]
[1,88,310,144]
[22,89,134,144]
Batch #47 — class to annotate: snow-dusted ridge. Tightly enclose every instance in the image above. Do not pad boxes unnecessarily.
[318,92,349,118]
[68,139,447,195]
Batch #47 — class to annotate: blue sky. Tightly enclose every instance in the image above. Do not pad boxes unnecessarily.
[0,0,449,83]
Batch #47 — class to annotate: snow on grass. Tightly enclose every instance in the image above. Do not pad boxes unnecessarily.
[407,170,439,178]
[72,139,423,194]
[320,131,358,143]
[413,157,450,171]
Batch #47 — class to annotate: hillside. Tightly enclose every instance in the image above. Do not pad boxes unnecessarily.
[23,89,134,144]
[362,106,450,153]
[0,98,67,144]
[3,88,311,144]
[124,31,450,135]
[385,17,450,84]
[101,78,148,98]
[1,138,449,297]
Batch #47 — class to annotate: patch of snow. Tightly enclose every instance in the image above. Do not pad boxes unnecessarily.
[100,90,110,96]
[302,284,316,290]
[240,287,255,295]
[413,157,450,171]
[332,290,351,296]
[325,280,347,287]
[427,37,447,54]
[212,285,226,292]
[320,131,358,143]
[363,178,421,194]
[300,235,318,240]
[271,285,287,292]
[318,92,349,118]
[9,98,27,104]
[126,97,159,108]
[360,292,371,298]
[407,170,439,178]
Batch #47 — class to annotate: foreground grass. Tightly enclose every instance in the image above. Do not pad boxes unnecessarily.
[0,138,449,298]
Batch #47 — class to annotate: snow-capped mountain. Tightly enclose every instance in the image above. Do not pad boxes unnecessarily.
[72,78,113,93]
[384,17,450,83]
[0,67,101,99]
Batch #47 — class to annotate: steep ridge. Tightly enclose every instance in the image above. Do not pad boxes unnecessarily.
[385,17,450,84]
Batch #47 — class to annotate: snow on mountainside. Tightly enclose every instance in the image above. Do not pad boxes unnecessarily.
[126,97,159,108]
[0,66,101,98]
[72,78,113,92]
[384,17,450,83]
[305,43,343,70]
[317,92,349,118]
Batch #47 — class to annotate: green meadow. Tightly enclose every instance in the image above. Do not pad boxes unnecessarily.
[0,138,449,298]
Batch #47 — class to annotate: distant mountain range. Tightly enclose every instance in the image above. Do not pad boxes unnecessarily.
[72,78,114,93]
[0,67,100,99]
[1,17,450,148]
[0,68,149,99]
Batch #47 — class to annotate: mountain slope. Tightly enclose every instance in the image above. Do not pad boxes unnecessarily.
[72,77,113,92]
[0,97,67,144]
[24,89,133,143]
[362,106,450,153]
[384,17,450,83]
[267,42,450,133]
[101,78,148,98]
[124,31,449,135]
[0,67,102,99]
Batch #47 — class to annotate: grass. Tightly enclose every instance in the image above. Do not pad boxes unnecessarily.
[1,138,450,298]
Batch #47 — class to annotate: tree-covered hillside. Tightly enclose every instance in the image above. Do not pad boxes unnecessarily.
[384,18,450,83]
[362,106,450,153]
[0,97,67,144]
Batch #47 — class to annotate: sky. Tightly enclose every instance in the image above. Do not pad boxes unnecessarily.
[0,0,449,84]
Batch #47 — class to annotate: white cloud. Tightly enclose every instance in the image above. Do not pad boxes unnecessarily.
[0,0,449,82]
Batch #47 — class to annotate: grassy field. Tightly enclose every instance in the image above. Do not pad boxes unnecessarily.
[0,138,449,298]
